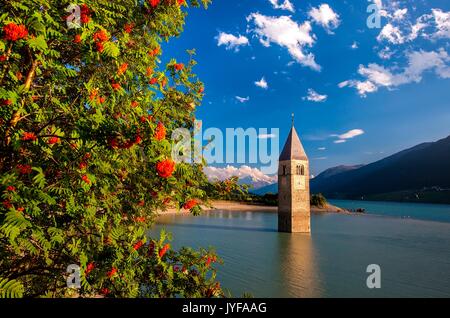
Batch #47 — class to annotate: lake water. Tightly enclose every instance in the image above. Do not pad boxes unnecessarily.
[329,199,450,223]
[150,202,450,298]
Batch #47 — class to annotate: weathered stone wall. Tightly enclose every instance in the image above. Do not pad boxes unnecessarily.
[278,159,311,233]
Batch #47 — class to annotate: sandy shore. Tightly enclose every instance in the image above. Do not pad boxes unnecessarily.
[160,200,351,215]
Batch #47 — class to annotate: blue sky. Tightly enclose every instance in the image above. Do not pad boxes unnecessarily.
[163,0,450,185]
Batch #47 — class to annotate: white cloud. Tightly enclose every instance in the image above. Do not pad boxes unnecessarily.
[401,49,450,80]
[204,165,277,189]
[318,147,326,151]
[268,0,294,13]
[303,88,327,102]
[408,20,428,41]
[331,129,365,144]
[431,9,450,39]
[308,4,341,33]
[377,23,405,44]
[338,80,350,88]
[351,41,359,49]
[359,63,394,86]
[378,46,394,60]
[375,7,450,47]
[337,129,365,140]
[255,77,269,89]
[235,96,250,103]
[393,8,408,21]
[247,13,321,71]
[341,49,450,96]
[216,32,249,51]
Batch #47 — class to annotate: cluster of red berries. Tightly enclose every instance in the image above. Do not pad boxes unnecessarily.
[3,23,28,41]
[154,122,166,141]
[73,34,82,44]
[17,164,32,175]
[117,63,128,76]
[6,186,16,192]
[135,216,146,223]
[109,134,142,150]
[124,23,134,34]
[85,262,95,276]
[205,255,218,267]
[22,132,37,142]
[156,159,175,178]
[159,243,170,258]
[47,136,60,145]
[107,267,117,278]
[149,0,161,8]
[80,4,91,24]
[133,240,144,251]
[89,89,106,104]
[0,98,12,106]
[148,47,160,57]
[150,0,185,8]
[81,175,91,184]
[183,199,198,210]
[111,81,121,91]
[93,29,109,52]
[174,63,184,71]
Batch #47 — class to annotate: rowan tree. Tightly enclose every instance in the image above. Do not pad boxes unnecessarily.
[0,0,222,298]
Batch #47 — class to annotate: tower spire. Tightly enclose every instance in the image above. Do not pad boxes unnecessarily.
[278,114,311,234]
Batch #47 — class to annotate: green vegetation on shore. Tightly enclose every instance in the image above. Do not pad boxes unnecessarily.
[205,178,329,208]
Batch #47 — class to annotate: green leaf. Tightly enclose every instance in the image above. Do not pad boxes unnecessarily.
[27,35,48,52]
[102,41,120,58]
[0,277,24,298]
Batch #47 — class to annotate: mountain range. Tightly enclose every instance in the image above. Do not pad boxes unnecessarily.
[252,135,450,203]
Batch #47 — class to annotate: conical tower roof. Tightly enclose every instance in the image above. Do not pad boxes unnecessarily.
[279,125,308,161]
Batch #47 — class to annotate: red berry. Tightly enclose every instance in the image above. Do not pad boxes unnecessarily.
[81,175,91,184]
[3,23,28,41]
[133,240,144,251]
[159,243,170,258]
[74,34,81,43]
[107,267,117,278]
[154,122,166,141]
[22,132,37,142]
[47,136,60,144]
[156,159,175,178]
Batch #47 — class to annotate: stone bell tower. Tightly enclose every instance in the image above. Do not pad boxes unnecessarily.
[278,115,311,233]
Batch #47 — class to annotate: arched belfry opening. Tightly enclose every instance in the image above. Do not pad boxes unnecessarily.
[296,165,305,176]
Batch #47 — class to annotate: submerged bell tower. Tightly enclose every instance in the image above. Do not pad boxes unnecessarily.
[278,115,311,233]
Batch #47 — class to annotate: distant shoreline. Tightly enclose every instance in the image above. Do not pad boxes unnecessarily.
[160,200,353,215]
